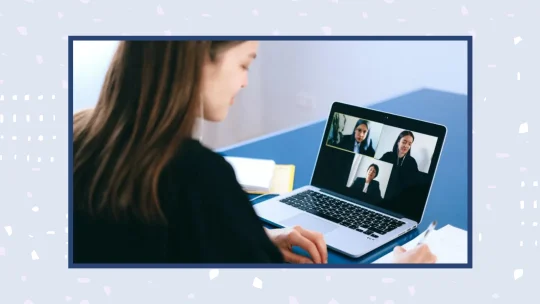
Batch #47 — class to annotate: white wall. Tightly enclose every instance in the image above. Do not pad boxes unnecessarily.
[73,40,467,150]
[72,41,264,149]
[259,40,467,139]
[374,126,438,174]
[347,153,363,187]
[73,41,119,112]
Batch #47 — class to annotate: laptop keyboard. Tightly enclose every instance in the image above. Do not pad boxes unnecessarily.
[280,190,405,238]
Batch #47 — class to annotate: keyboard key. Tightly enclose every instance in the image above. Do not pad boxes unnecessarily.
[369,227,385,235]
[308,210,342,223]
[356,225,368,231]
[280,190,400,231]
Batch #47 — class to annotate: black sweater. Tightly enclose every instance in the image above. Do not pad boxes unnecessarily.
[73,139,284,264]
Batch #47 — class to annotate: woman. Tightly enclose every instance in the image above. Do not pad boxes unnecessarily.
[379,130,420,200]
[350,164,382,202]
[73,41,435,264]
[337,119,376,157]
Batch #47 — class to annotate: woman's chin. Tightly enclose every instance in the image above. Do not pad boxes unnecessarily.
[206,110,229,123]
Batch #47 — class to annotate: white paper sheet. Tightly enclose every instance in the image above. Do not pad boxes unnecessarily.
[373,224,468,264]
[224,156,276,192]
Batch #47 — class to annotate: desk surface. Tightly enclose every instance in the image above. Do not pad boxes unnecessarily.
[221,88,469,264]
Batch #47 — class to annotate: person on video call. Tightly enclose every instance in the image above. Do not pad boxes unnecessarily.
[337,119,376,157]
[350,164,383,202]
[73,41,436,265]
[379,130,420,199]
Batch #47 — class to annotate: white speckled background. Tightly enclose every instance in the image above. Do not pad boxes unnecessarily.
[0,0,538,303]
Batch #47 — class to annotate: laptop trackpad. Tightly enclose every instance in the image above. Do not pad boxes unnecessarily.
[281,213,339,235]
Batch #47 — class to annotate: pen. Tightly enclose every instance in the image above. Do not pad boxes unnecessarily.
[417,220,437,246]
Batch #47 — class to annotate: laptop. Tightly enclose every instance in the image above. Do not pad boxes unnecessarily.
[253,101,447,258]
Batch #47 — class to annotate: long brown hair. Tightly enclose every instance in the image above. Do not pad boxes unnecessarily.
[73,40,244,224]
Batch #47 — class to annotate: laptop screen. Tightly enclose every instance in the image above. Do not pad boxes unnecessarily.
[310,102,447,223]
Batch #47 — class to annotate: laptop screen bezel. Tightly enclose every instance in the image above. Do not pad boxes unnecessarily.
[310,101,448,223]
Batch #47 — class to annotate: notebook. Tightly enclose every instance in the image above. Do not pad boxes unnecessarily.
[224,156,276,193]
[224,156,295,195]
[373,224,468,264]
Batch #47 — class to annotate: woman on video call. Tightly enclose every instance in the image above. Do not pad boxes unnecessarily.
[380,130,420,199]
[350,164,383,202]
[337,119,376,157]
[73,41,436,264]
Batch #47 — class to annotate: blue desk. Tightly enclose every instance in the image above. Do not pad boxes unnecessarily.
[221,88,469,264]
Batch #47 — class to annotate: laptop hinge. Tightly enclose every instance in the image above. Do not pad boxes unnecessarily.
[317,188,411,221]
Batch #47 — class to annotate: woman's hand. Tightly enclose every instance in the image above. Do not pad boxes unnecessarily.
[265,226,328,264]
[392,244,437,263]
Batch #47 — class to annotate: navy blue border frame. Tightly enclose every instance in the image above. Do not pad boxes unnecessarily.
[68,35,472,269]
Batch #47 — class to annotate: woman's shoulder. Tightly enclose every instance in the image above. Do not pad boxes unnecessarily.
[158,140,284,263]
[338,135,353,147]
[339,134,351,142]
[406,154,419,168]
[365,143,376,155]
[380,151,394,160]
[159,138,242,210]
[176,138,220,160]
[170,139,235,177]
[382,150,393,156]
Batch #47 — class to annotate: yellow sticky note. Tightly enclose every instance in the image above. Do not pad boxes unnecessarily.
[268,165,295,194]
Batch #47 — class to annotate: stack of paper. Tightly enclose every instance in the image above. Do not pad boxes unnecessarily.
[373,224,468,264]
[224,156,295,195]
